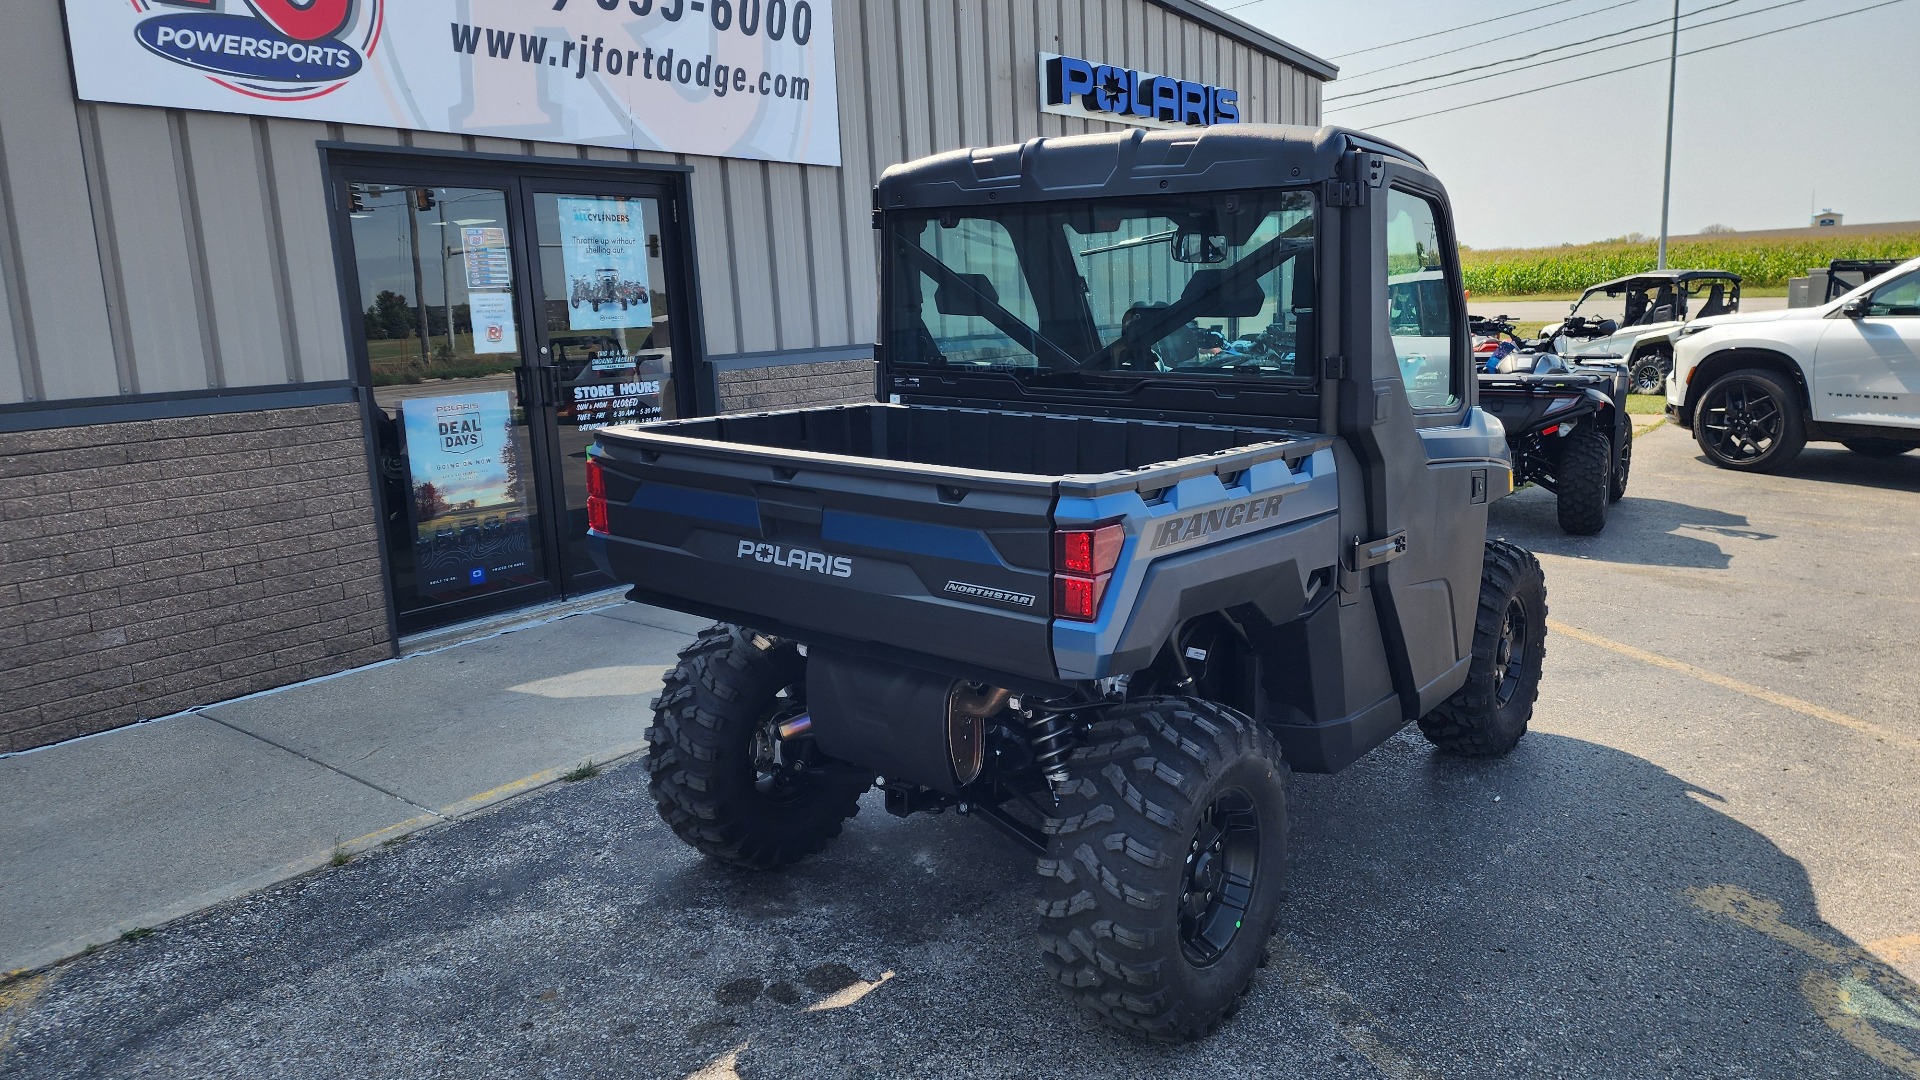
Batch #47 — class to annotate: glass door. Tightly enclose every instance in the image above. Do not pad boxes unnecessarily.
[344,180,559,628]
[525,186,685,593]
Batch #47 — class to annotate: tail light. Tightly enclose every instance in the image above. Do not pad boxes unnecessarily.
[1053,523,1124,622]
[585,458,609,535]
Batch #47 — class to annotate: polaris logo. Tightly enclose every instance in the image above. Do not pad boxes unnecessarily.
[737,540,852,579]
[943,580,1037,609]
[1041,53,1241,130]
[1150,494,1286,550]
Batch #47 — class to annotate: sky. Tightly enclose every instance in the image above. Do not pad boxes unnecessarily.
[1227,0,1920,248]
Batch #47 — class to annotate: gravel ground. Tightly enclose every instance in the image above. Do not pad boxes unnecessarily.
[3,425,1917,1080]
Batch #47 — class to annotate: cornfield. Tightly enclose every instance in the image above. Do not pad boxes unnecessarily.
[1460,232,1920,296]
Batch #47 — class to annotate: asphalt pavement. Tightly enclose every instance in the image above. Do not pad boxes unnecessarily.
[3,424,1918,1080]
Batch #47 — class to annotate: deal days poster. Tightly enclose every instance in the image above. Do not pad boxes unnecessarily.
[400,392,534,594]
[68,0,841,167]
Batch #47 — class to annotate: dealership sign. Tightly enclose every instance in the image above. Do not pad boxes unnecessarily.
[66,0,842,167]
[1041,53,1241,130]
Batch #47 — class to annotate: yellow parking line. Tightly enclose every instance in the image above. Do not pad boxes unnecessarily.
[0,974,51,1063]
[1547,620,1920,756]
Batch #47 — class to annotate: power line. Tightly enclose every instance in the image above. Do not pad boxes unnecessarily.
[1301,0,1592,59]
[1339,0,1649,81]
[1348,0,1910,128]
[1330,0,1746,100]
[1330,0,1820,109]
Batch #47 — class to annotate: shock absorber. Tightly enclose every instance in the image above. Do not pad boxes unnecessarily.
[1021,708,1078,789]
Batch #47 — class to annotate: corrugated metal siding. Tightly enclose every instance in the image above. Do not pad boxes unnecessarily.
[0,0,1323,407]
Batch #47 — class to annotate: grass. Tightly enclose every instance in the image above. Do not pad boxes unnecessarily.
[561,761,602,783]
[1626,393,1668,415]
[118,928,154,943]
[328,845,352,868]
[1460,232,1920,295]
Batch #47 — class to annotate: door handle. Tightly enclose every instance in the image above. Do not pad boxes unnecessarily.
[1349,531,1409,572]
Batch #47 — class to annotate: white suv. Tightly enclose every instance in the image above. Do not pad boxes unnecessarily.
[1667,255,1920,471]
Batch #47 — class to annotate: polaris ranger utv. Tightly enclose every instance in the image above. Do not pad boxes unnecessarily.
[587,126,1548,1042]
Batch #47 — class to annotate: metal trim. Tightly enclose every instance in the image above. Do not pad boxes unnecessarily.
[0,382,356,433]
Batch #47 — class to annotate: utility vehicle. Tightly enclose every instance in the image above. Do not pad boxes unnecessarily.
[1544,270,1742,394]
[1472,314,1633,534]
[1669,255,1920,470]
[587,126,1548,1042]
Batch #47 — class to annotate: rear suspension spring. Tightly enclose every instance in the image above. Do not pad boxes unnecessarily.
[1022,711,1077,785]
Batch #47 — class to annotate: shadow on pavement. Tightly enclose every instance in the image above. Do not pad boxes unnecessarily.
[1491,489,1770,571]
[3,732,1916,1079]
[1750,446,1920,495]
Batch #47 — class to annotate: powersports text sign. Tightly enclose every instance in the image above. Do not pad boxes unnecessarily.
[66,0,842,167]
[1040,53,1241,131]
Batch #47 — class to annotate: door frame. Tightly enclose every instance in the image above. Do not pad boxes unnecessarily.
[319,143,710,634]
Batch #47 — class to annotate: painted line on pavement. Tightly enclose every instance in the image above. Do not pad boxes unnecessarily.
[0,974,51,1065]
[1547,620,1920,756]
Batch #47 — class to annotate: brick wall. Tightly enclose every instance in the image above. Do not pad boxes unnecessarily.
[716,360,876,413]
[0,402,394,753]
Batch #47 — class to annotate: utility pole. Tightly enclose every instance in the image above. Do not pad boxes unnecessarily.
[1656,0,1680,270]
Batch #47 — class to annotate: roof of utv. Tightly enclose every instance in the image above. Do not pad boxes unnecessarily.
[1582,269,1743,295]
[874,125,1428,211]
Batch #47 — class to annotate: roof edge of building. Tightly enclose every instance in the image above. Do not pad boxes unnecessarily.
[1146,0,1339,81]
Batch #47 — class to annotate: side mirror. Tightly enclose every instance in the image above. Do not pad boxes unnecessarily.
[1594,318,1619,336]
[1844,298,1871,319]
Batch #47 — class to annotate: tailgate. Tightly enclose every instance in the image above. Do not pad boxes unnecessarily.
[589,431,1060,685]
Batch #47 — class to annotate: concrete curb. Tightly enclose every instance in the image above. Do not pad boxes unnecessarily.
[2,739,654,980]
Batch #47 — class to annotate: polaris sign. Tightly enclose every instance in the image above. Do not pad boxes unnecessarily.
[1040,53,1241,130]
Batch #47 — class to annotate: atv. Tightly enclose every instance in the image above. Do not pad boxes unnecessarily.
[1475,314,1633,535]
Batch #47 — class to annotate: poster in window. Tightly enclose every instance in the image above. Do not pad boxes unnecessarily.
[557,196,652,332]
[462,227,513,291]
[468,291,519,355]
[400,392,535,595]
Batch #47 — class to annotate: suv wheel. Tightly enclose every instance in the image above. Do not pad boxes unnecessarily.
[1842,438,1913,458]
[1630,350,1671,395]
[1418,540,1547,758]
[1037,697,1289,1043]
[1554,424,1612,535]
[1695,369,1806,472]
[647,624,871,870]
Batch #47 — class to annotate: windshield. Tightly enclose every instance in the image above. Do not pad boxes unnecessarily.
[887,191,1317,384]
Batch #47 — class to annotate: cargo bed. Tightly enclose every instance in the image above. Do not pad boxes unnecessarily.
[589,403,1332,686]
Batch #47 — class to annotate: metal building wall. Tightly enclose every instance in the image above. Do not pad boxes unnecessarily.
[0,0,1324,408]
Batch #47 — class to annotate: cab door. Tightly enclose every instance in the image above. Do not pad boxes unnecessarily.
[1377,182,1497,712]
[1813,268,1920,427]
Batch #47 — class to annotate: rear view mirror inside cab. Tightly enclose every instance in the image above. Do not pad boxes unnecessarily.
[934,273,1000,318]
[1179,268,1265,317]
[1173,231,1229,264]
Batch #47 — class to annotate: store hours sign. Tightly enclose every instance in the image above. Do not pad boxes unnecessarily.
[66,0,842,167]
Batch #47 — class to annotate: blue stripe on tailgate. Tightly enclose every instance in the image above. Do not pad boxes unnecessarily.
[631,483,761,529]
[821,511,1003,567]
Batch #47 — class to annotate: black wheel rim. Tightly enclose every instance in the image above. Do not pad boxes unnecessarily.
[1615,436,1632,490]
[1493,596,1532,707]
[1179,789,1262,967]
[1632,364,1664,395]
[750,687,810,803]
[1700,380,1783,462]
